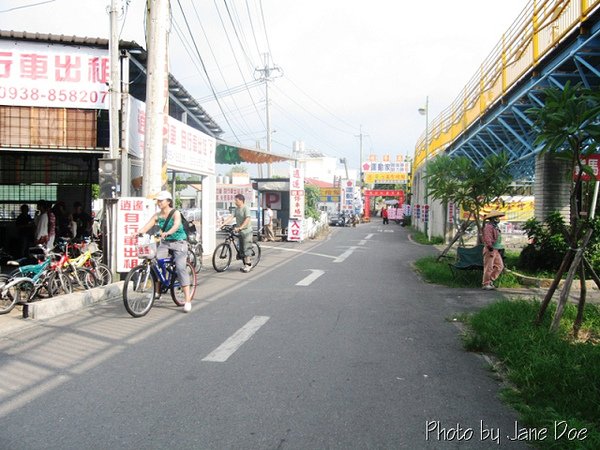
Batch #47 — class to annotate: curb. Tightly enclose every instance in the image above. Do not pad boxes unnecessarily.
[24,282,124,320]
[505,269,600,290]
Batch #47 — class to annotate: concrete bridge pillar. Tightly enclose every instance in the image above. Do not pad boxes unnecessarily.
[534,152,571,221]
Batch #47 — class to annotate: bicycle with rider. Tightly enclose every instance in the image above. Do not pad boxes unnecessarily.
[135,191,193,312]
[221,193,253,273]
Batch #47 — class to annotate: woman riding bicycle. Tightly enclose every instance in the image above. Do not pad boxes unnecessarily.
[135,191,193,312]
[221,193,253,272]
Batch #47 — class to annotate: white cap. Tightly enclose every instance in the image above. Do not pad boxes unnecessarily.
[155,190,172,200]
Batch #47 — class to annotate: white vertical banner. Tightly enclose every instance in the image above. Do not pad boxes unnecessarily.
[116,197,155,272]
[341,179,355,211]
[288,167,305,242]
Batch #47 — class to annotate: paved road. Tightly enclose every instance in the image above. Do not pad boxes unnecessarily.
[0,222,529,449]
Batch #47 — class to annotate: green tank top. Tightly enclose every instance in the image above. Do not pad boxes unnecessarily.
[157,212,186,241]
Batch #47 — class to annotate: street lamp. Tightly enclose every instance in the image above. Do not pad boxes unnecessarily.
[418,96,430,241]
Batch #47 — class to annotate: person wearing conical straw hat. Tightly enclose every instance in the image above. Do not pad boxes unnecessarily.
[481,210,505,290]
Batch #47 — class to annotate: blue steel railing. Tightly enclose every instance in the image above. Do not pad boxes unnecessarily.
[413,0,600,170]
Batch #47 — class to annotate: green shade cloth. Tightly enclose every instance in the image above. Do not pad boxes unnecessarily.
[216,143,293,165]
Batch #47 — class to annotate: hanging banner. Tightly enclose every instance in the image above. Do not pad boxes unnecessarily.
[288,167,305,241]
[128,97,216,176]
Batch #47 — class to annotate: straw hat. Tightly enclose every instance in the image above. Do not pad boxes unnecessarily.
[483,210,505,220]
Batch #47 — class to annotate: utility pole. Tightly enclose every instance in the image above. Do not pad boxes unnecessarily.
[255,53,282,178]
[418,96,430,240]
[143,0,170,197]
[108,0,120,160]
[355,125,364,188]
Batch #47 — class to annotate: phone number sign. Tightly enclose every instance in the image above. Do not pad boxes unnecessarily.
[0,40,110,109]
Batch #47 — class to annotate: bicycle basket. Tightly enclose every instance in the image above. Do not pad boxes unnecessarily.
[137,242,157,259]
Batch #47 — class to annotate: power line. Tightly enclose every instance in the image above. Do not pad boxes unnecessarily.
[212,0,266,130]
[174,0,240,141]
[0,0,55,13]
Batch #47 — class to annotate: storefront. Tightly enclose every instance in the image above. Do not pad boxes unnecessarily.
[0,31,223,263]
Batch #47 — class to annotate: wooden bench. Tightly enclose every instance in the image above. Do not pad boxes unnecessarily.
[448,244,484,278]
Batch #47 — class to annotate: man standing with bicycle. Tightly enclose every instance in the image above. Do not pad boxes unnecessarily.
[222,193,253,272]
[135,191,194,311]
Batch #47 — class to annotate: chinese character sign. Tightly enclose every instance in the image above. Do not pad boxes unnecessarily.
[341,179,355,211]
[573,155,600,181]
[128,97,216,176]
[0,41,109,109]
[288,167,305,242]
[117,197,155,272]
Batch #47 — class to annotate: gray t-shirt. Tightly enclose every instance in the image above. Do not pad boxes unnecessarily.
[235,204,252,234]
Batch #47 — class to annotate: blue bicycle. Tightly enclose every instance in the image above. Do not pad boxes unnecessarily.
[122,236,197,317]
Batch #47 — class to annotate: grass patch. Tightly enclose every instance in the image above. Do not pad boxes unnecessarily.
[409,227,445,245]
[463,300,600,449]
[414,255,520,288]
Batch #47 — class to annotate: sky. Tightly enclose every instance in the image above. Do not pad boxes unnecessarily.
[0,0,530,176]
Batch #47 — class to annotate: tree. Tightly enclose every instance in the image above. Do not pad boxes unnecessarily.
[527,82,600,334]
[227,165,248,176]
[304,184,320,221]
[426,152,513,258]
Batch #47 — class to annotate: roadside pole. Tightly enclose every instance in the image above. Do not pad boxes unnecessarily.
[143,0,170,197]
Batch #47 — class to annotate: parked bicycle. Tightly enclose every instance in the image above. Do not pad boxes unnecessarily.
[0,246,72,314]
[186,234,203,274]
[212,225,261,272]
[66,238,113,286]
[122,235,197,318]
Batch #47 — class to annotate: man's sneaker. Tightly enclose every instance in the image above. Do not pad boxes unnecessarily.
[482,283,495,290]
[183,302,192,312]
[240,265,251,273]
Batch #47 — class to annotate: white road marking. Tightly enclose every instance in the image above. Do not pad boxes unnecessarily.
[296,269,325,286]
[358,240,367,245]
[261,245,337,260]
[334,246,358,263]
[202,316,270,362]
[365,234,374,239]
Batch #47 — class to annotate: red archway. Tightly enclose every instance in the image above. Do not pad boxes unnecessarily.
[363,189,405,221]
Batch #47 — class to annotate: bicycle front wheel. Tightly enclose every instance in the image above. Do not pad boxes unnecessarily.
[90,262,113,286]
[123,265,156,318]
[0,274,18,315]
[212,243,232,272]
[249,242,261,269]
[48,271,73,297]
[71,267,98,290]
[170,262,197,307]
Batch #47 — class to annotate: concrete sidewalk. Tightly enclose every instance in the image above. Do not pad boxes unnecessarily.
[0,281,123,337]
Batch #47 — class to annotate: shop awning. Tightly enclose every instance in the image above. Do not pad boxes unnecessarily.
[216,142,295,165]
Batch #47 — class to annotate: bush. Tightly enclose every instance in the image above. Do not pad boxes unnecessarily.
[518,212,569,272]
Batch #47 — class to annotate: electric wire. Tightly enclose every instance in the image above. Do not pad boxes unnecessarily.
[211,0,266,130]
[258,0,273,59]
[223,0,256,70]
[272,83,357,136]
[174,0,240,141]
[283,76,358,133]
[245,0,263,61]
[171,18,251,138]
[184,1,256,138]
[0,0,55,13]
